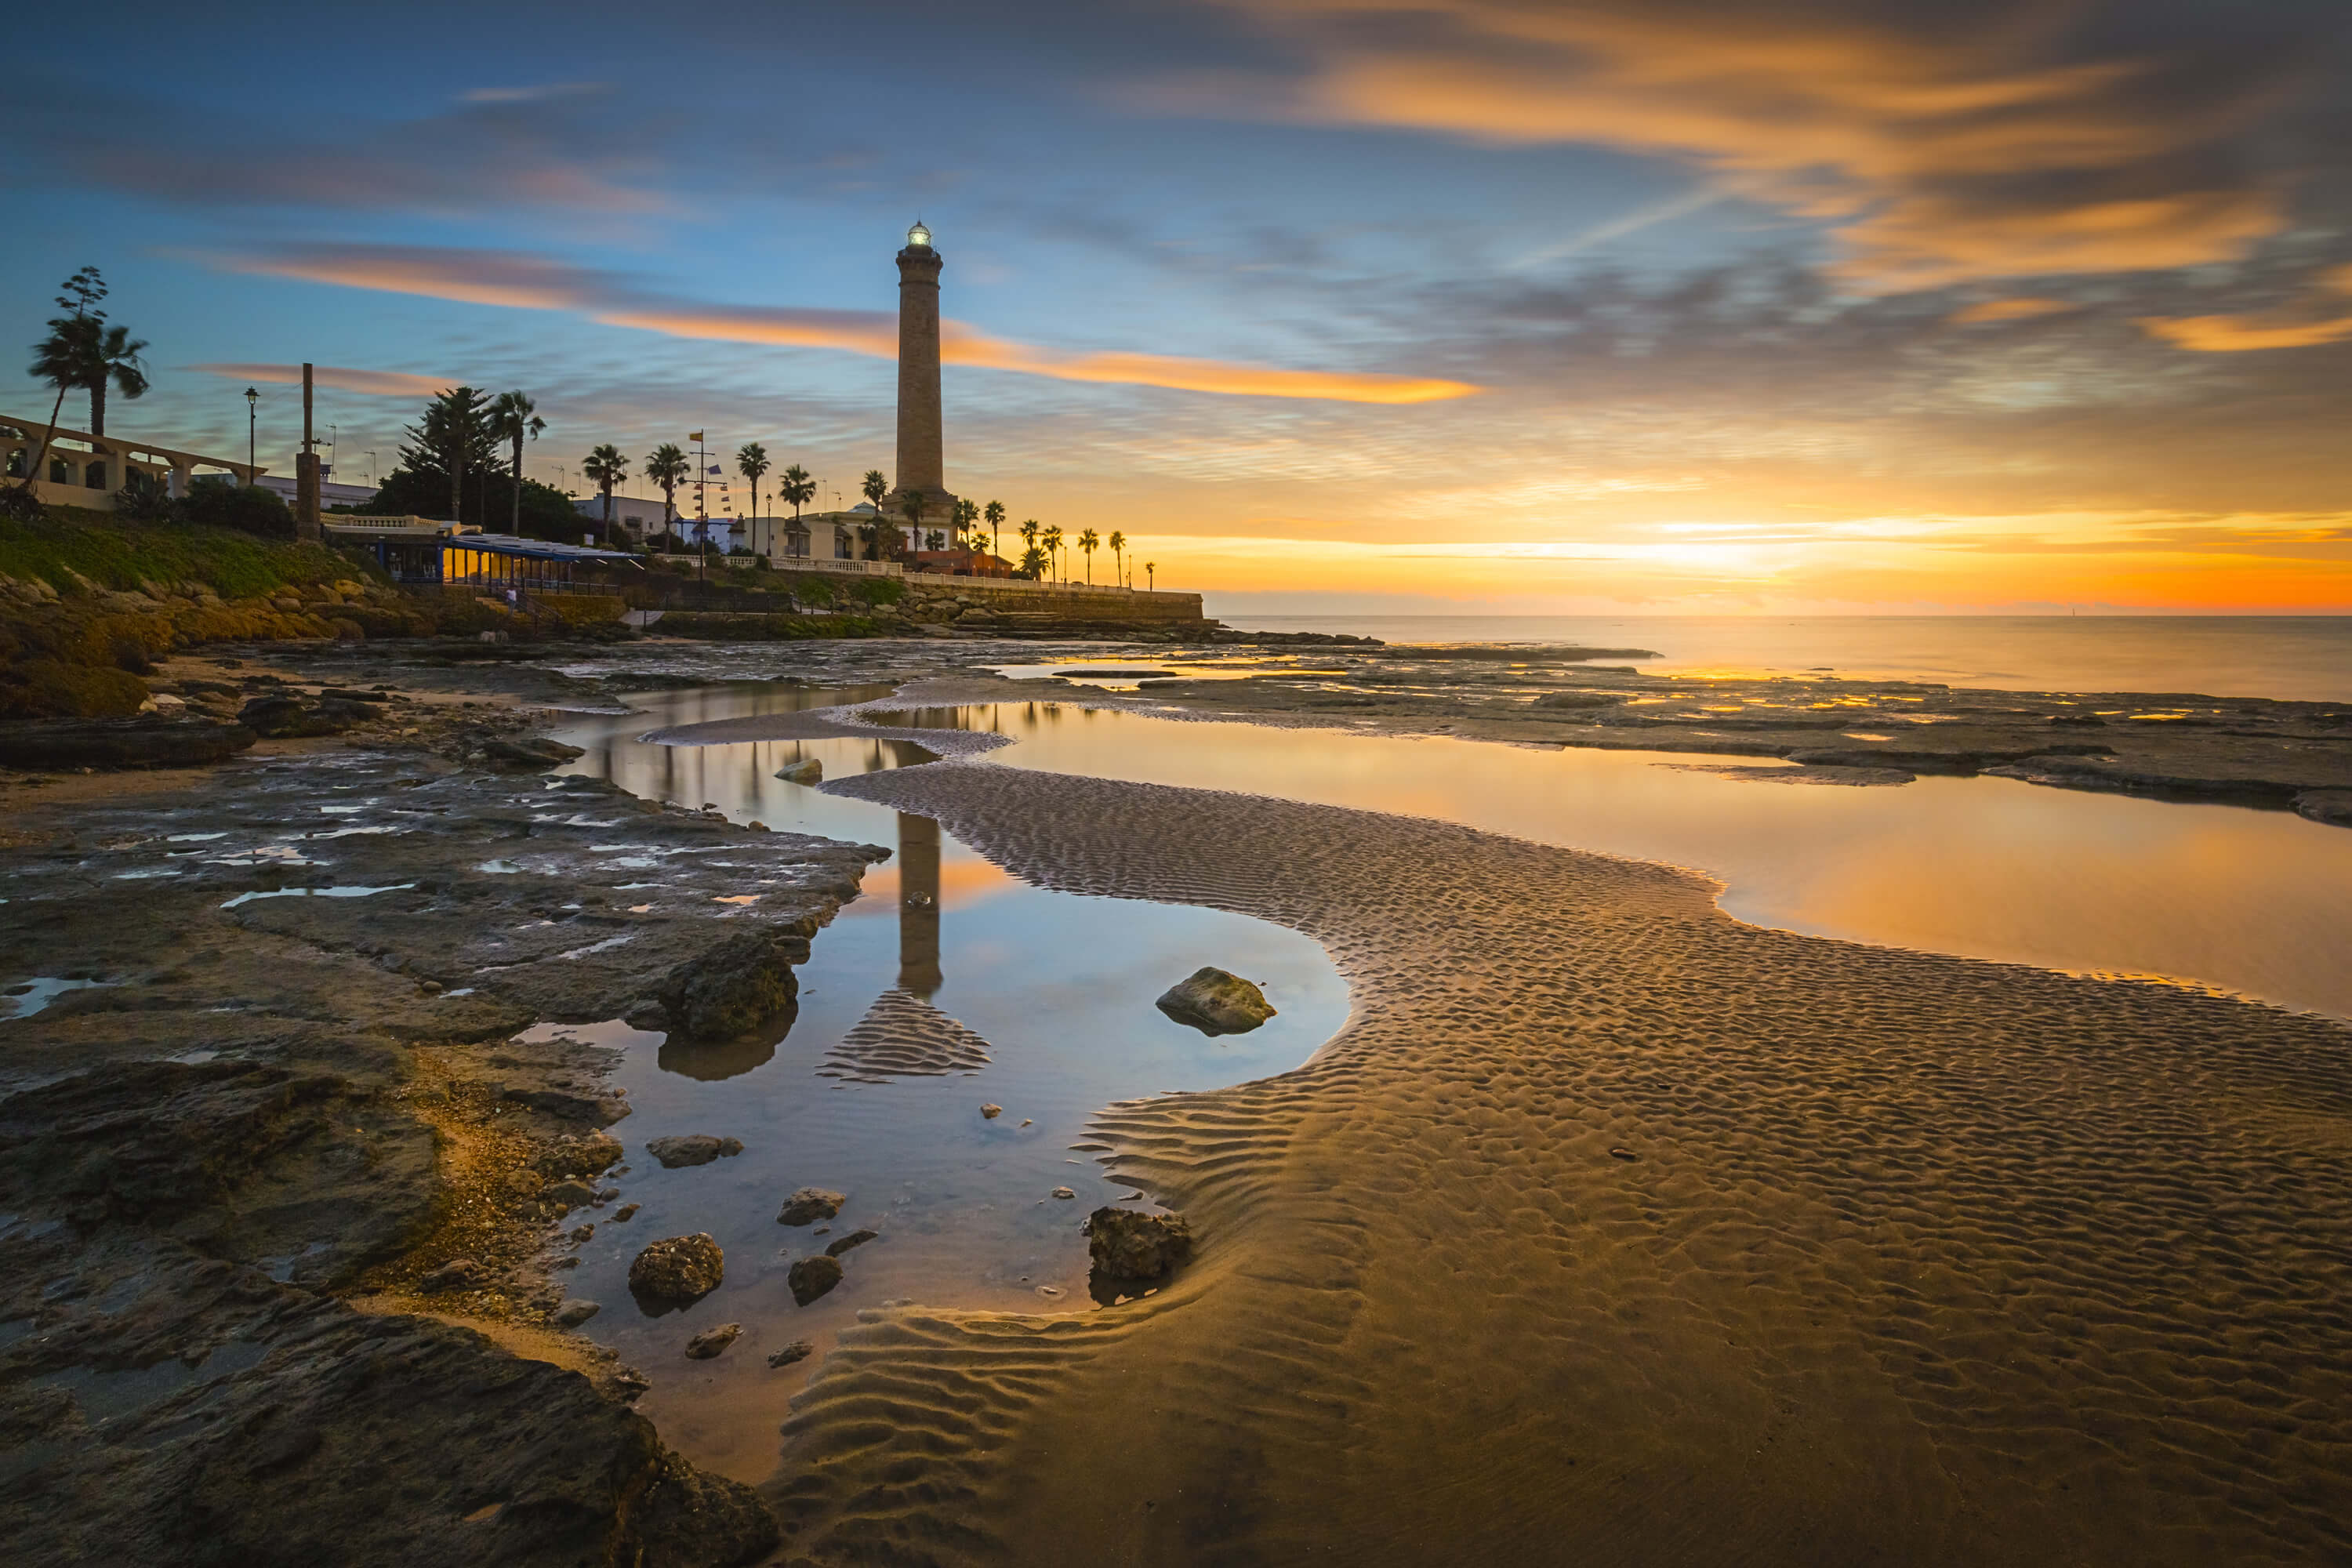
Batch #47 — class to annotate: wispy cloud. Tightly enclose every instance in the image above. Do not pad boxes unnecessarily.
[188,364,456,398]
[1164,0,2333,289]
[2137,263,2352,351]
[1947,297,2079,325]
[209,243,1481,405]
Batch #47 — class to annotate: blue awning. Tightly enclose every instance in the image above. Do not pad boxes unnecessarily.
[452,533,642,565]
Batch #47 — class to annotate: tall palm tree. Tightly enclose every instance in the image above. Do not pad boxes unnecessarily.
[644,442,690,528]
[582,444,628,543]
[983,499,1005,561]
[1109,529,1127,586]
[1018,545,1050,579]
[1077,528,1100,584]
[31,316,149,437]
[735,441,770,538]
[489,390,544,533]
[861,470,887,510]
[13,268,116,507]
[1145,561,1156,591]
[1042,524,1065,583]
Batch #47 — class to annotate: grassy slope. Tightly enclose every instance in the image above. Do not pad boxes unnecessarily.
[0,506,376,599]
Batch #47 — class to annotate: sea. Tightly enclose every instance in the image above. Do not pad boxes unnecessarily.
[1207,615,2352,703]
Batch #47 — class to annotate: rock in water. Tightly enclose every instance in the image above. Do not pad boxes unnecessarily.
[1087,1207,1194,1281]
[768,1339,816,1368]
[1155,967,1276,1036]
[788,1255,844,1305]
[2296,789,2352,827]
[774,757,823,785]
[684,1323,742,1359]
[627,1233,724,1302]
[554,1299,601,1327]
[644,1134,745,1168]
[538,1131,624,1179]
[776,1187,844,1225]
[824,1229,878,1258]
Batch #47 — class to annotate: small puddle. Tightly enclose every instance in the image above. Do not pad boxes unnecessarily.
[2,978,114,1020]
[218,884,414,910]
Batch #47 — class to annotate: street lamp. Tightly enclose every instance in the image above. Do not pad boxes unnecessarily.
[244,387,259,480]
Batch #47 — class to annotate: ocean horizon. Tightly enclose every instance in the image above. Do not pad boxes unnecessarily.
[1203,612,2352,702]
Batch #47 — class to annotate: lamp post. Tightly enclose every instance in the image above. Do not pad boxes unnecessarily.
[244,387,259,481]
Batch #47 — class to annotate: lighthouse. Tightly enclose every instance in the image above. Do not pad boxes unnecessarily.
[888,219,955,539]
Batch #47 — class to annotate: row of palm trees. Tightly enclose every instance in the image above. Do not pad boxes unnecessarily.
[573,437,1156,586]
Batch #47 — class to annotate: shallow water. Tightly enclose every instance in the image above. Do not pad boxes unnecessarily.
[546,686,1348,1480]
[543,678,2350,1482]
[877,701,2352,1020]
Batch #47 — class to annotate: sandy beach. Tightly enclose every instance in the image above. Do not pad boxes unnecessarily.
[763,726,2352,1565]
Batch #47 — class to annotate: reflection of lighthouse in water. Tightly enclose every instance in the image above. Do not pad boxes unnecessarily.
[897,812,942,999]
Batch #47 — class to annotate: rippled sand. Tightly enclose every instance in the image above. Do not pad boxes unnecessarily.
[770,750,2352,1566]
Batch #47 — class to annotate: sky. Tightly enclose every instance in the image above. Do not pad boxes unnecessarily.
[9,0,2352,614]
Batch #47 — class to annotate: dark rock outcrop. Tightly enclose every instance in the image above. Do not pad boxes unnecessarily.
[482,735,586,769]
[0,715,254,770]
[776,1188,844,1226]
[787,1255,843,1306]
[1087,1207,1194,1282]
[645,1134,745,1168]
[656,924,815,1040]
[684,1323,742,1359]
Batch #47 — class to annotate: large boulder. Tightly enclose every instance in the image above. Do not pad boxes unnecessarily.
[773,757,823,785]
[626,1233,724,1303]
[0,716,255,770]
[1087,1207,1194,1282]
[657,926,807,1040]
[645,1134,744,1168]
[537,1131,624,1180]
[1155,967,1276,1036]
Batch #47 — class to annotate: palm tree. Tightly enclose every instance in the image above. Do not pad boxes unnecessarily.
[1042,524,1065,583]
[926,529,946,551]
[1108,530,1127,587]
[582,444,627,543]
[1077,528,1100,584]
[644,442,689,527]
[954,498,978,543]
[900,490,926,562]
[1018,544,1050,579]
[489,390,544,533]
[1145,561,1156,590]
[861,470,887,510]
[983,499,1005,560]
[780,464,815,519]
[736,441,770,539]
[30,275,150,437]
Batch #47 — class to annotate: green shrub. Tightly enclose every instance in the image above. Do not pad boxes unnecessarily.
[179,478,294,540]
[848,576,903,607]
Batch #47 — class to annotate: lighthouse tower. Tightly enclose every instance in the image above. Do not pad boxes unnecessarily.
[887,220,955,542]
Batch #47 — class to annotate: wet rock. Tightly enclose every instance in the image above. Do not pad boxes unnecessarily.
[612,1203,639,1222]
[546,1179,597,1209]
[644,1134,745,1168]
[980,1104,1003,1119]
[627,1233,724,1302]
[0,716,256,770]
[568,1224,595,1244]
[1087,1207,1193,1282]
[2296,789,2352,827]
[610,1364,651,1400]
[768,1339,816,1368]
[787,1254,843,1305]
[1530,691,1628,710]
[416,1258,483,1294]
[684,1322,742,1359]
[236,694,368,738]
[482,735,587,769]
[554,1298,601,1327]
[774,757,823,785]
[1051,1187,1076,1200]
[1155,967,1277,1036]
[538,1131,623,1179]
[824,1229,878,1258]
[776,1187,844,1226]
[656,925,808,1040]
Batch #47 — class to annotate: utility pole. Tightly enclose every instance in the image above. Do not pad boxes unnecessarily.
[294,363,321,539]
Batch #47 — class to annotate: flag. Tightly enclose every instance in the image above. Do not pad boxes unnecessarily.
[687,430,704,442]
[706,465,722,474]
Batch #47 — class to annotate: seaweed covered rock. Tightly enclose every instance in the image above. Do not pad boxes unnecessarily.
[0,715,254,769]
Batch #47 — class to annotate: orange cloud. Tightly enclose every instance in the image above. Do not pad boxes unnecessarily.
[2136,264,2352,352]
[1947,297,2078,325]
[191,362,455,397]
[214,245,1478,405]
[1176,0,2308,289]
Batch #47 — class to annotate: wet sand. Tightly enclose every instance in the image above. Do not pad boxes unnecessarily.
[770,742,2352,1566]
